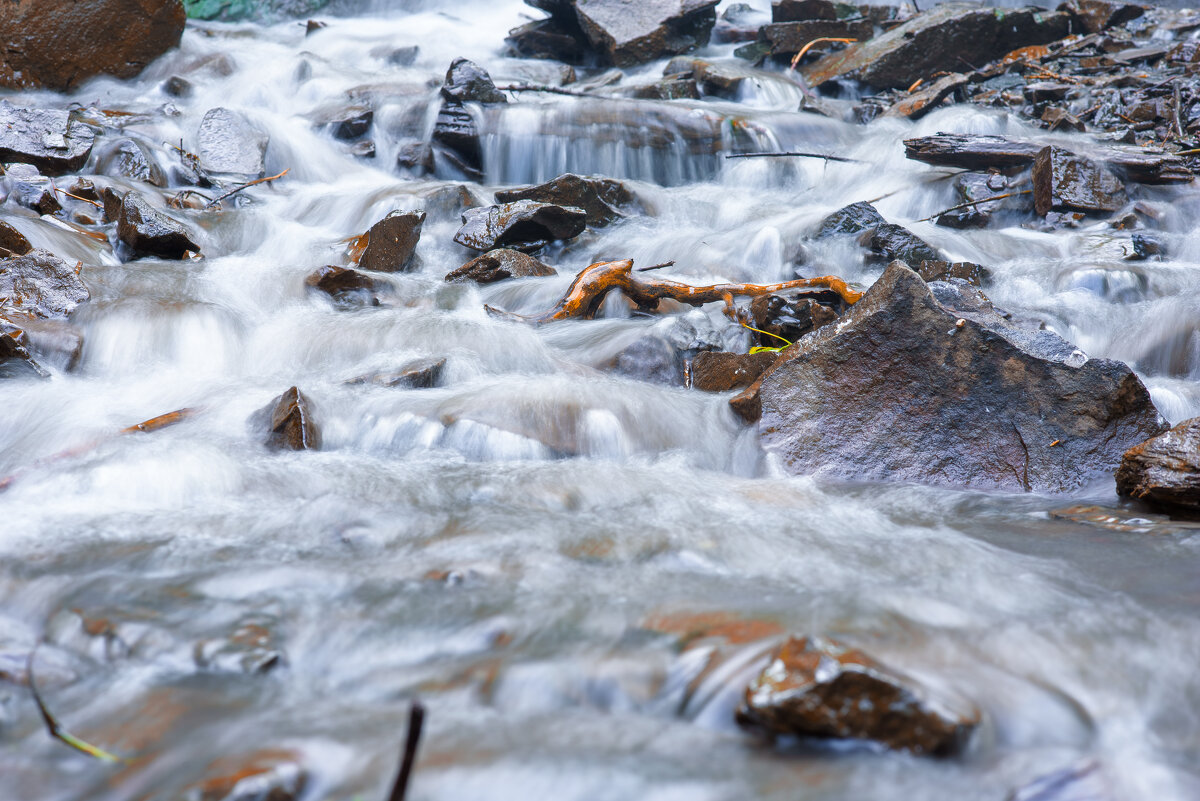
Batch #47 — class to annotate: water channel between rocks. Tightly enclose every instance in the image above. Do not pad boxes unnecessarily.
[2,1,1200,800]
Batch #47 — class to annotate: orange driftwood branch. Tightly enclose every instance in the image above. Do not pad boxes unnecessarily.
[486,259,863,324]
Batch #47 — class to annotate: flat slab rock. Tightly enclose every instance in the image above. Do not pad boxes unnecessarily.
[0,248,89,320]
[1116,417,1200,512]
[445,248,556,284]
[0,0,185,91]
[736,261,1166,492]
[0,103,96,176]
[736,635,977,756]
[802,2,1070,89]
[454,200,587,252]
[117,192,200,260]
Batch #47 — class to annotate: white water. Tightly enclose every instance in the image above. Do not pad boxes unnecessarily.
[2,2,1200,800]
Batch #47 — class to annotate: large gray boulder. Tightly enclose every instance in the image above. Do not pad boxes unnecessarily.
[738,261,1166,492]
[0,103,95,176]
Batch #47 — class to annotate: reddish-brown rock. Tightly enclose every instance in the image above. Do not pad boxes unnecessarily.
[736,636,977,755]
[692,351,778,392]
[0,221,32,257]
[1116,417,1200,512]
[445,249,556,284]
[305,265,387,308]
[256,387,321,451]
[1033,146,1126,217]
[358,210,425,273]
[0,0,186,91]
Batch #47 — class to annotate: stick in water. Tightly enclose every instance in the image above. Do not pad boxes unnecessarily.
[726,151,863,164]
[205,169,290,210]
[387,700,426,801]
[27,647,123,763]
[914,189,1032,222]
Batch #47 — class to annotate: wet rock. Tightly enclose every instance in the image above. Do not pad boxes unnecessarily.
[631,77,701,99]
[305,19,327,36]
[395,138,434,174]
[529,0,721,67]
[735,635,977,755]
[1049,504,1200,535]
[441,58,508,105]
[1116,417,1200,512]
[67,178,99,202]
[1058,0,1144,35]
[750,292,842,347]
[255,387,321,451]
[384,45,420,66]
[117,192,200,260]
[773,0,847,21]
[95,138,167,187]
[886,72,970,119]
[0,321,47,379]
[917,260,991,286]
[348,140,376,159]
[345,357,446,389]
[738,261,1166,492]
[453,200,587,252]
[11,316,83,371]
[0,249,89,320]
[1100,148,1193,185]
[305,265,387,308]
[196,107,269,179]
[802,3,1070,89]
[0,221,32,257]
[431,103,483,178]
[195,615,286,674]
[0,103,96,176]
[187,748,307,801]
[326,107,373,141]
[713,3,767,43]
[904,133,1043,170]
[358,210,424,273]
[101,187,123,224]
[758,20,875,58]
[815,200,885,237]
[865,223,940,264]
[612,335,685,386]
[5,165,63,216]
[1033,146,1126,216]
[506,18,588,63]
[495,173,637,227]
[0,0,185,91]
[692,351,779,392]
[445,248,557,284]
[937,171,1019,228]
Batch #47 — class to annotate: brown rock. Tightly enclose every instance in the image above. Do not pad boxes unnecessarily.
[345,357,446,389]
[0,319,47,379]
[1116,417,1200,512]
[257,387,321,451]
[0,221,32,257]
[801,3,1070,90]
[358,210,425,273]
[0,249,89,320]
[904,133,1043,170]
[772,0,841,21]
[917,260,991,286]
[187,748,307,801]
[453,200,587,252]
[117,192,200,260]
[692,351,779,392]
[305,265,386,308]
[750,292,842,346]
[1033,146,1126,216]
[1058,0,1144,34]
[0,0,185,91]
[735,636,977,755]
[885,72,969,119]
[758,19,876,57]
[737,262,1166,492]
[495,173,637,227]
[445,249,557,284]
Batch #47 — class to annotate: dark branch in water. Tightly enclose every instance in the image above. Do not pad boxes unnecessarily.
[205,169,290,210]
[915,189,1032,222]
[27,647,123,763]
[495,83,596,98]
[725,151,864,164]
[636,260,675,272]
[387,700,426,801]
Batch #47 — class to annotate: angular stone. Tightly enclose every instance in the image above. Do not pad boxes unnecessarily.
[773,0,843,21]
[750,292,842,346]
[345,357,446,389]
[758,19,875,57]
[630,77,701,99]
[197,107,269,179]
[431,103,482,177]
[904,133,1044,170]
[0,249,89,320]
[885,72,969,119]
[0,0,185,91]
[535,0,722,67]
[257,387,321,451]
[739,262,1166,492]
[506,18,587,63]
[1116,417,1200,512]
[736,636,977,755]
[815,201,885,237]
[453,200,587,252]
[0,103,96,176]
[692,351,778,392]
[1033,146,1126,216]
[440,58,507,105]
[95,138,166,187]
[11,315,83,371]
[1058,0,1144,34]
[865,223,940,264]
[0,319,47,379]
[117,192,200,260]
[358,210,424,273]
[917,260,991,286]
[494,173,637,227]
[326,107,373,140]
[305,265,386,308]
[445,249,557,284]
[5,166,62,216]
[0,221,32,257]
[802,4,1071,89]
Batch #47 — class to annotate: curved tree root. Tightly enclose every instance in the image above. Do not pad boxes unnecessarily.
[486,259,863,324]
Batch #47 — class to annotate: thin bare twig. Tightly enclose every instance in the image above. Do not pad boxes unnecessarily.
[915,189,1032,222]
[636,260,675,272]
[494,83,595,98]
[725,151,864,164]
[789,37,857,69]
[204,169,290,210]
[50,181,102,209]
[27,647,123,763]
[387,701,426,801]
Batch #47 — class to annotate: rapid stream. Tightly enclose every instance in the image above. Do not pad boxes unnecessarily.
[2,1,1200,799]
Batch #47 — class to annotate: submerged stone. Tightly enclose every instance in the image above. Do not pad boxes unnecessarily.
[345,357,446,389]
[445,249,557,284]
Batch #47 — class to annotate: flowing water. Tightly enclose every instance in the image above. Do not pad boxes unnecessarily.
[2,2,1200,799]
